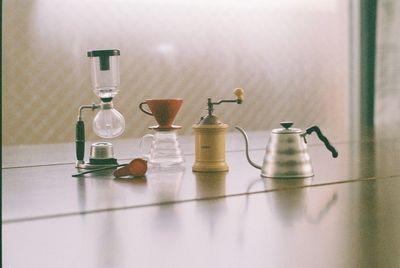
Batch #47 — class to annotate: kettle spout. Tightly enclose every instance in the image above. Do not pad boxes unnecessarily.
[235,126,262,170]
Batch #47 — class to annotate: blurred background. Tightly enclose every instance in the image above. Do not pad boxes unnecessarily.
[2,0,398,145]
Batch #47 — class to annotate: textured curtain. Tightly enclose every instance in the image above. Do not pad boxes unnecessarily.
[3,0,350,145]
[375,0,400,139]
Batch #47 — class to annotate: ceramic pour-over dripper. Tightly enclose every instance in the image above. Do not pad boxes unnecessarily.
[139,99,183,130]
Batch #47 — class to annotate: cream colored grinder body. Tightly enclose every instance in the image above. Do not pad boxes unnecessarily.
[192,123,229,172]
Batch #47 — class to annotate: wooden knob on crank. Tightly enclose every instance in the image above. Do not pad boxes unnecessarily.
[234,88,244,103]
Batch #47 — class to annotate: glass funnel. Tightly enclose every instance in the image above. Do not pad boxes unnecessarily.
[87,49,120,99]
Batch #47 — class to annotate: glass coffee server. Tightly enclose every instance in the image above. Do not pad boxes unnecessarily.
[139,99,184,168]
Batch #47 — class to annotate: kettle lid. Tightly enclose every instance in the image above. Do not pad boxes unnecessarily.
[272,121,302,134]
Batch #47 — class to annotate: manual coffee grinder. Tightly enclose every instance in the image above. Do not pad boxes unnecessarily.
[75,49,125,169]
[192,88,244,172]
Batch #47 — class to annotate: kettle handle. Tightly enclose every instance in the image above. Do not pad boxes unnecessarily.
[306,126,338,158]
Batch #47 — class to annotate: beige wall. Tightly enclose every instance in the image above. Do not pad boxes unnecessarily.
[3,0,349,145]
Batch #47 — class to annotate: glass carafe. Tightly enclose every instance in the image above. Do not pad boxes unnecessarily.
[140,130,184,168]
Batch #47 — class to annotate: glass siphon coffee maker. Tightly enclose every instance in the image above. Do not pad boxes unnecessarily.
[75,49,125,169]
[139,99,184,168]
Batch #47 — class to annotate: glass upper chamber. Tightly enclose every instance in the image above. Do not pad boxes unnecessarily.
[87,49,120,99]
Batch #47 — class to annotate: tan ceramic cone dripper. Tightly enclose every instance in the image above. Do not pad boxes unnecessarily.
[139,99,183,130]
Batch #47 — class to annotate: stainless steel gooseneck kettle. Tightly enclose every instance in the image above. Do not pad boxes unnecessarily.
[236,121,338,178]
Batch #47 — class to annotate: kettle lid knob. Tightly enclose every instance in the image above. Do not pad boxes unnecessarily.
[280,121,293,129]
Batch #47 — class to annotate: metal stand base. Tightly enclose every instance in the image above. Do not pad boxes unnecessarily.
[75,160,119,170]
